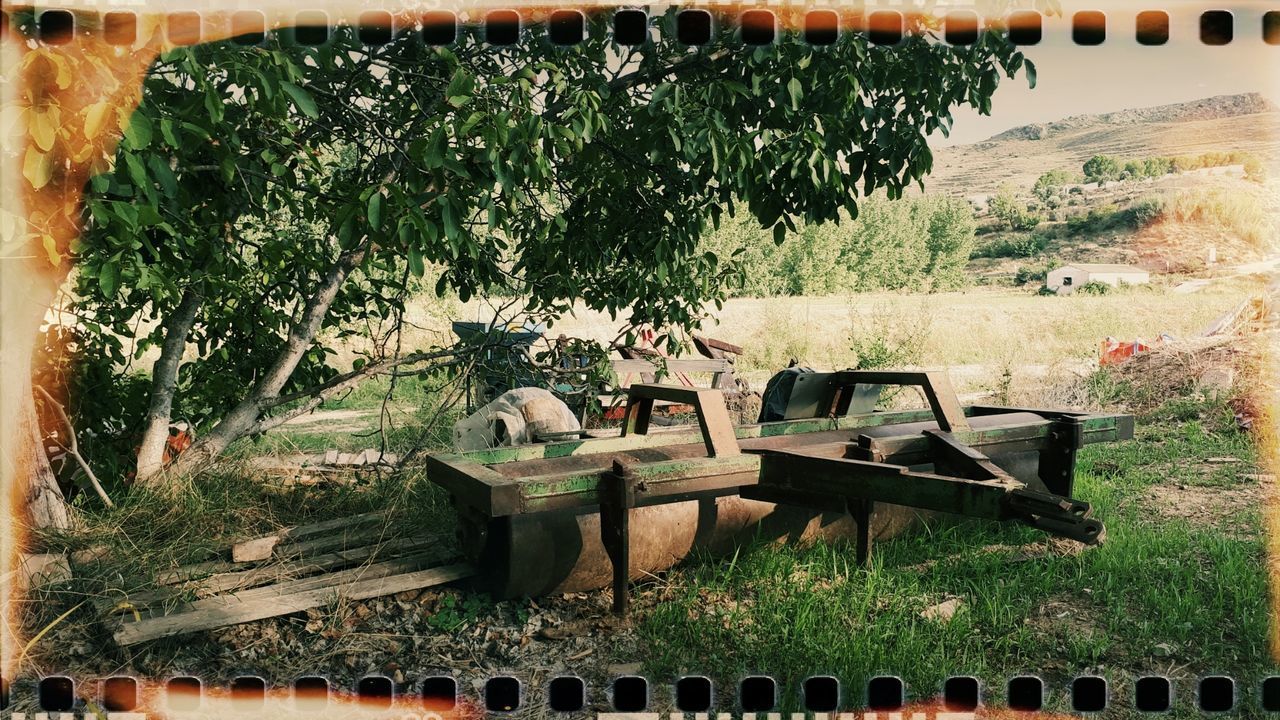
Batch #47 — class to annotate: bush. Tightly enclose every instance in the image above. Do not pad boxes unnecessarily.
[1244,156,1268,184]
[1066,204,1128,234]
[1082,155,1121,185]
[974,233,1050,259]
[848,309,931,370]
[989,185,1043,231]
[1130,196,1167,226]
[1032,169,1079,206]
[700,194,978,296]
[1015,259,1059,285]
[1075,280,1113,295]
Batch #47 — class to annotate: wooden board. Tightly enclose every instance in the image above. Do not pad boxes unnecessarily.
[114,561,475,646]
[100,535,445,614]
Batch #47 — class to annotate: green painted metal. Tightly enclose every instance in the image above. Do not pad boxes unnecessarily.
[427,403,1134,523]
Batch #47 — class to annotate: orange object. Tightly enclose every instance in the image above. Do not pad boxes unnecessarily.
[1100,334,1172,365]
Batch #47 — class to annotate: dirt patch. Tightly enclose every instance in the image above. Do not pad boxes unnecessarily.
[1140,477,1273,532]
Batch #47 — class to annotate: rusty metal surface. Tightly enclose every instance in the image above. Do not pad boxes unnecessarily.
[463,495,929,598]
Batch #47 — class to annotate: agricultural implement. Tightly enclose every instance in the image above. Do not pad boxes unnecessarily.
[427,370,1133,612]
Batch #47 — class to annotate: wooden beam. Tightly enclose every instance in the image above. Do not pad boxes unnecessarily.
[610,358,731,375]
[114,562,475,646]
[100,535,446,614]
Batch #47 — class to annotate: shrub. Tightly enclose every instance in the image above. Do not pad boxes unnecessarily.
[1032,169,1079,205]
[1066,204,1127,234]
[1130,196,1167,226]
[1082,155,1121,184]
[1015,259,1060,285]
[1244,156,1268,184]
[699,194,978,296]
[848,309,931,370]
[974,234,1050,259]
[1075,280,1112,295]
[989,184,1043,231]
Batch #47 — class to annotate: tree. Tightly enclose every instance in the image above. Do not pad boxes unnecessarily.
[13,9,1039,490]
[989,184,1041,231]
[1032,169,1076,206]
[1082,154,1120,185]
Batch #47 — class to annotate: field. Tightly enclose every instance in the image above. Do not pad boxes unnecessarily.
[16,90,1280,717]
[24,272,1276,720]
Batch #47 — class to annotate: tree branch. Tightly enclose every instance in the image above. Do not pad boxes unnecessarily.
[34,386,113,509]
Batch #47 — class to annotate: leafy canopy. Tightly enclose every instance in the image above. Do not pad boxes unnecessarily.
[72,10,1035,425]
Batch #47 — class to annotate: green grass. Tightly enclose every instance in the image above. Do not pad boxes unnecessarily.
[634,396,1271,717]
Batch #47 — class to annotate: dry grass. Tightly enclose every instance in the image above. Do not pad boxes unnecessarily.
[352,278,1268,402]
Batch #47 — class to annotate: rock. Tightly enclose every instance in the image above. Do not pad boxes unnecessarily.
[1197,367,1235,396]
[920,598,962,622]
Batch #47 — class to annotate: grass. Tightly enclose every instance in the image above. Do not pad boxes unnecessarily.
[677,280,1262,380]
[633,395,1271,718]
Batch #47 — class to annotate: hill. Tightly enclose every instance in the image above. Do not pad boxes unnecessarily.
[928,93,1280,196]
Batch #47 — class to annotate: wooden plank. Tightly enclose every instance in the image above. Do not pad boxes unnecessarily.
[610,358,731,375]
[692,334,744,356]
[114,562,476,646]
[101,536,445,614]
[156,522,401,585]
[232,536,279,563]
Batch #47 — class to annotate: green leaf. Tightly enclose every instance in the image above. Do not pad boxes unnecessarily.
[368,192,383,231]
[99,261,119,296]
[159,117,179,147]
[123,113,153,149]
[786,77,803,110]
[772,222,786,244]
[280,81,319,119]
[408,247,425,277]
[650,82,673,105]
[1024,59,1037,89]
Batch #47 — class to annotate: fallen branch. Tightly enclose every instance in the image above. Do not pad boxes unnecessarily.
[34,386,114,508]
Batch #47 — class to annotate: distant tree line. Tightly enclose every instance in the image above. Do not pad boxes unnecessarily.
[699,195,977,297]
[1080,150,1265,186]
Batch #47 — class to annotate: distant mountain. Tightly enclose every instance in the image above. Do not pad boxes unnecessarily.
[984,93,1278,143]
[926,93,1280,196]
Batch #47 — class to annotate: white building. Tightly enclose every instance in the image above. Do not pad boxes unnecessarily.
[1045,263,1151,294]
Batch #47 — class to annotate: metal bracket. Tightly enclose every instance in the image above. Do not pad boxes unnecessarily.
[621,384,741,458]
[825,370,971,432]
[600,459,639,615]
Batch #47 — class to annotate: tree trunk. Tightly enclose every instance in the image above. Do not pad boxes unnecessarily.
[134,288,202,486]
[171,246,368,475]
[22,391,72,531]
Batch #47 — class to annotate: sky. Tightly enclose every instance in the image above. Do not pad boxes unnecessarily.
[938,2,1280,146]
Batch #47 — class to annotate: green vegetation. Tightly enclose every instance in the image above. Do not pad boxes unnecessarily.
[700,195,978,297]
[988,184,1044,231]
[1082,154,1122,185]
[48,15,1038,488]
[636,390,1269,715]
[1081,150,1262,185]
[973,233,1049,259]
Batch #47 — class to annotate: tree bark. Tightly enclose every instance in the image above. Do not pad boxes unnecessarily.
[134,288,202,485]
[171,245,369,475]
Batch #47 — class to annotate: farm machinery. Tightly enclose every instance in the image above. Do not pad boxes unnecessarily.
[427,369,1133,612]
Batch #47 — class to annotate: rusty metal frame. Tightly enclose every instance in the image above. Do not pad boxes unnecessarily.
[426,371,1134,614]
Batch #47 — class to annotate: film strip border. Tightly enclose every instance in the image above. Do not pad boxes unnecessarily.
[1,673,1278,714]
[7,7,1280,48]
